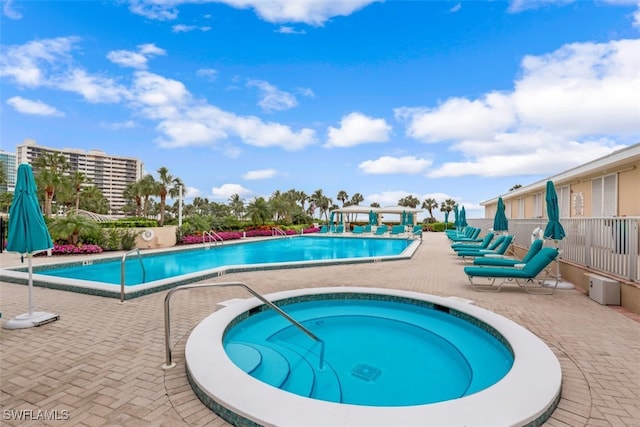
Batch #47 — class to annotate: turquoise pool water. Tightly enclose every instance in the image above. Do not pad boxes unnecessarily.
[36,236,412,286]
[223,297,514,406]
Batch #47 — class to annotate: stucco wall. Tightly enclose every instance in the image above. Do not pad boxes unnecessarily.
[134,226,177,249]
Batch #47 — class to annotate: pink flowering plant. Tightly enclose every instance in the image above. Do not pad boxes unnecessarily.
[35,243,104,256]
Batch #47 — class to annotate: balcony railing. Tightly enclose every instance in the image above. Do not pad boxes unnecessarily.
[465,217,639,282]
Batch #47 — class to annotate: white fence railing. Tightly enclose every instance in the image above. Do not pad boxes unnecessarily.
[465,217,639,282]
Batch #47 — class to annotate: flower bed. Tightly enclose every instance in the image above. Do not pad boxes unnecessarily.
[35,244,104,256]
[181,227,321,245]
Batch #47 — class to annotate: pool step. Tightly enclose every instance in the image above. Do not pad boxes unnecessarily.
[231,341,342,403]
[239,343,290,388]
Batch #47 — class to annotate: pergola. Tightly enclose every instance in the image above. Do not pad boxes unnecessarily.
[330,206,422,227]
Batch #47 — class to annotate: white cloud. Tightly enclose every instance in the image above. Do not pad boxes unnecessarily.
[0,37,78,87]
[128,0,179,20]
[449,3,462,13]
[325,112,392,148]
[247,79,297,112]
[107,43,166,69]
[277,26,306,34]
[6,96,64,116]
[366,190,415,207]
[395,92,515,142]
[359,156,432,175]
[398,38,640,178]
[243,169,278,180]
[54,68,129,103]
[211,183,252,200]
[172,24,211,32]
[101,120,136,130]
[128,0,381,26]
[514,39,640,136]
[197,68,218,80]
[3,0,22,19]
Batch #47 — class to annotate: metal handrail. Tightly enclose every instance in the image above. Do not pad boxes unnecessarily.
[120,248,145,302]
[162,281,325,370]
[203,230,223,245]
[272,227,287,237]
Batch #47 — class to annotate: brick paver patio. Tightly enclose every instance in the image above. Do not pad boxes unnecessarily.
[1,232,638,426]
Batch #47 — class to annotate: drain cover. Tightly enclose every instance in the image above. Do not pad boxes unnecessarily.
[351,363,381,382]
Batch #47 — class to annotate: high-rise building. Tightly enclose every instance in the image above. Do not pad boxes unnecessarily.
[16,139,144,214]
[0,150,17,193]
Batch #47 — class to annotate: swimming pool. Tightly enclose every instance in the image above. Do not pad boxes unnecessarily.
[186,287,562,426]
[0,236,419,299]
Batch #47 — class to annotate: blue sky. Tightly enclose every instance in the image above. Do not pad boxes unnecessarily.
[1,0,639,220]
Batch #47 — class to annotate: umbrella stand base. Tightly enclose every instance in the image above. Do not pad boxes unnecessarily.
[2,312,60,330]
[542,280,575,290]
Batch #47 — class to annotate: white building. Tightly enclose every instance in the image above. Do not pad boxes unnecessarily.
[16,139,144,214]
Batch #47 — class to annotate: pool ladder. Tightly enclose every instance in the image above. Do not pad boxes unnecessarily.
[120,248,146,302]
[203,231,223,246]
[272,227,287,237]
[162,281,325,370]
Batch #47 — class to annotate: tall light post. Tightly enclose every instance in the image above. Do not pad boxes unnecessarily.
[178,185,183,228]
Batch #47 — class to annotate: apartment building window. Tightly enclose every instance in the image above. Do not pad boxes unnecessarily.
[592,174,617,217]
[532,192,543,218]
[517,198,525,219]
[559,185,570,218]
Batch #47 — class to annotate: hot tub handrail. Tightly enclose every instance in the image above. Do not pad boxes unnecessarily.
[162,281,325,370]
[120,248,145,302]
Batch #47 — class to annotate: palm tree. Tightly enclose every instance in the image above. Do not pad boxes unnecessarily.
[350,193,364,206]
[138,174,158,218]
[228,194,244,219]
[33,152,68,216]
[440,198,457,225]
[156,167,183,226]
[310,189,325,219]
[297,190,308,212]
[80,186,110,214]
[337,190,349,207]
[399,195,420,208]
[68,171,90,210]
[421,198,439,222]
[49,214,102,245]
[245,197,271,224]
[125,181,146,217]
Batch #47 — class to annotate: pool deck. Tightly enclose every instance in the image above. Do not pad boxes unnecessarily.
[1,232,639,426]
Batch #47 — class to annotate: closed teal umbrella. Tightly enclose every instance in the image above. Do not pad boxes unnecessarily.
[453,205,460,229]
[4,164,58,329]
[543,181,565,241]
[460,206,468,228]
[368,210,377,225]
[493,197,508,233]
[444,211,449,226]
[542,180,573,289]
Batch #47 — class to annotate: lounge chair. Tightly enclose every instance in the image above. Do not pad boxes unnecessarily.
[363,225,372,233]
[473,239,543,267]
[463,247,559,294]
[451,232,495,251]
[457,235,513,262]
[390,225,405,235]
[454,234,504,254]
[319,225,328,233]
[449,227,481,242]
[334,224,344,234]
[411,225,423,239]
[352,225,364,234]
[374,225,388,235]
